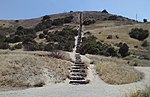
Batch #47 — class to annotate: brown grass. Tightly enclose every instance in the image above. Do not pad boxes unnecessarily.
[84,22,150,51]
[0,50,71,90]
[127,86,150,97]
[88,55,144,85]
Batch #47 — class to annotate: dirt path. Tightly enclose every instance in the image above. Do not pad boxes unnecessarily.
[0,53,150,97]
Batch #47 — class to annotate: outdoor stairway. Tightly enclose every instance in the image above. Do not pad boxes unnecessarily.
[69,12,89,85]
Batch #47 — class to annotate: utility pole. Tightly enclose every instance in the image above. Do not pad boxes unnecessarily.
[136,14,138,21]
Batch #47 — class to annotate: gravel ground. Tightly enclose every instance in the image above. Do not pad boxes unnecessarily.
[0,65,150,97]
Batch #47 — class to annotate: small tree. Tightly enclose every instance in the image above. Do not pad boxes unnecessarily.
[143,19,147,23]
[42,15,50,21]
[119,43,129,57]
[102,9,108,13]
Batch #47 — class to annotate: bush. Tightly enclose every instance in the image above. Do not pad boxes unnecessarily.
[64,16,74,23]
[143,19,147,23]
[0,42,9,49]
[101,9,108,13]
[107,35,112,39]
[129,28,149,41]
[42,15,50,22]
[34,23,47,32]
[44,43,54,51]
[83,19,95,25]
[49,50,65,59]
[15,20,19,23]
[22,38,41,51]
[52,18,64,26]
[106,47,117,56]
[43,29,49,35]
[14,43,22,49]
[39,33,45,39]
[118,43,129,57]
[80,35,118,57]
[17,26,24,31]
[0,34,6,42]
[141,40,148,47]
[33,81,45,87]
[116,35,119,39]
[108,15,118,20]
[6,35,22,43]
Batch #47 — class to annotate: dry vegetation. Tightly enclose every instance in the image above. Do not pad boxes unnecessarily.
[127,86,150,97]
[0,50,71,90]
[88,55,144,85]
[84,21,150,50]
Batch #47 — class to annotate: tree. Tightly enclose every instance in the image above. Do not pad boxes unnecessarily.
[42,15,50,22]
[102,9,108,13]
[129,28,149,41]
[143,19,147,23]
[119,43,129,57]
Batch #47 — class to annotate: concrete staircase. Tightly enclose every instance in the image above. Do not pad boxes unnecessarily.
[69,13,89,85]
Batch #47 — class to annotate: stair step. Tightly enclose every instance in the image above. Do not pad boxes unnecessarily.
[74,62,84,64]
[71,66,86,69]
[71,73,87,77]
[69,76,85,80]
[70,69,86,73]
[72,64,85,67]
[69,80,89,85]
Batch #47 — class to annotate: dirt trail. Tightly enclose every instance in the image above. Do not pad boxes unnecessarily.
[0,53,150,97]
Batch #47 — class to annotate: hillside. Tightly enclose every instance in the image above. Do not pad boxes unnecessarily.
[0,11,150,95]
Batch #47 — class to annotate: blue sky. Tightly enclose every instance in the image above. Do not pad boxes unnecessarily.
[0,0,149,21]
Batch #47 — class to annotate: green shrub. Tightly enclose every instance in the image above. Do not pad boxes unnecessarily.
[64,16,74,23]
[143,19,147,23]
[34,23,47,32]
[106,47,117,56]
[33,81,45,87]
[42,15,50,22]
[80,35,119,57]
[6,35,22,43]
[102,9,108,13]
[0,42,9,49]
[129,28,149,41]
[0,34,6,42]
[141,40,148,47]
[52,18,64,26]
[39,33,45,39]
[43,29,49,35]
[108,15,118,20]
[22,38,41,51]
[14,43,22,49]
[107,35,112,39]
[44,43,54,51]
[83,19,95,25]
[119,43,129,57]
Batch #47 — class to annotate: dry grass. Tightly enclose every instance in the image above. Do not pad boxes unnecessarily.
[84,22,150,50]
[0,50,71,90]
[127,86,150,97]
[88,55,144,85]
